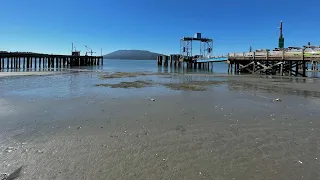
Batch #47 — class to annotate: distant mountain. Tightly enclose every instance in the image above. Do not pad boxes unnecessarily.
[103,50,165,60]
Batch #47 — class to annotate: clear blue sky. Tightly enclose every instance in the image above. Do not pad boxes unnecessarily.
[1,0,319,56]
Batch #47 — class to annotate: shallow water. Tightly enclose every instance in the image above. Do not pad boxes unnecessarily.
[2,58,319,77]
[1,63,320,179]
[0,59,229,73]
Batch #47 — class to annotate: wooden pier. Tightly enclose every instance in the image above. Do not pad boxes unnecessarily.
[157,48,320,77]
[157,55,216,71]
[0,52,103,70]
[228,49,320,77]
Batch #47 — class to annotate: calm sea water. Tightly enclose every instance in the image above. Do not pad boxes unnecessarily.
[0,60,229,100]
[1,58,318,77]
[102,59,229,74]
[0,59,229,74]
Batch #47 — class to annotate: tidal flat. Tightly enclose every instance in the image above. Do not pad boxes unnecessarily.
[0,71,319,180]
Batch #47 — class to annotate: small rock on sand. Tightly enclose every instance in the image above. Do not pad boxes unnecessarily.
[0,173,8,180]
[4,147,17,153]
[274,98,281,102]
[36,150,44,154]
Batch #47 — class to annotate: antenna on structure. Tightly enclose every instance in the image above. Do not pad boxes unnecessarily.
[278,20,284,49]
[279,21,283,38]
[101,48,102,56]
[84,45,96,56]
[249,45,252,52]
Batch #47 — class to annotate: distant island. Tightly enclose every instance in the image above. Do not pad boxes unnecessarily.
[103,50,165,60]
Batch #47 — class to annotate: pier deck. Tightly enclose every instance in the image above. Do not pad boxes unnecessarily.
[157,49,319,77]
[0,52,103,70]
[196,57,228,63]
[228,50,320,77]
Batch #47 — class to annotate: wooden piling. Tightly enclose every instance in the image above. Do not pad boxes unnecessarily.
[164,56,168,67]
[280,61,283,76]
[0,52,103,71]
[22,57,25,69]
[48,57,51,68]
[26,57,29,69]
[295,61,298,76]
[35,57,38,70]
[31,57,34,69]
[302,61,306,77]
[252,61,255,74]
[10,57,12,69]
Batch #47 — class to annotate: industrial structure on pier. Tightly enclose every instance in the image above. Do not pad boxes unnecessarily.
[228,21,319,77]
[157,21,319,77]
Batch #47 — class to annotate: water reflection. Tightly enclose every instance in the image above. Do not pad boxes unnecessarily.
[156,65,217,74]
[226,78,320,98]
[157,70,320,99]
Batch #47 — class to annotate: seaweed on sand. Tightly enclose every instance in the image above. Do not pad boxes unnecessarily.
[163,80,224,91]
[99,72,170,79]
[94,80,153,88]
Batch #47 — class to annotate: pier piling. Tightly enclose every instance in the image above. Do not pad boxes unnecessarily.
[0,52,103,71]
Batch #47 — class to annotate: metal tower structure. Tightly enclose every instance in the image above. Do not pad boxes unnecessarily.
[180,39,192,57]
[278,21,284,49]
[85,45,96,56]
[180,33,213,59]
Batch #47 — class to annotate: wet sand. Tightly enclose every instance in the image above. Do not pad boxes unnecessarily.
[0,71,320,180]
[0,72,60,77]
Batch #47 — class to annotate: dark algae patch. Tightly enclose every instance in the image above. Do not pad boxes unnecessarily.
[164,83,207,91]
[94,80,153,88]
[99,72,170,79]
[100,72,147,79]
[163,80,224,91]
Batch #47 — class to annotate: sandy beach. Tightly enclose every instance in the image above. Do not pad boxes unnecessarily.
[0,71,320,180]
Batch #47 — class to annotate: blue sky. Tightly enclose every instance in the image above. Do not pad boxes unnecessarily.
[1,0,319,56]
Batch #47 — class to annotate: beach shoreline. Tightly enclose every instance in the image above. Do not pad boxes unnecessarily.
[0,71,319,179]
